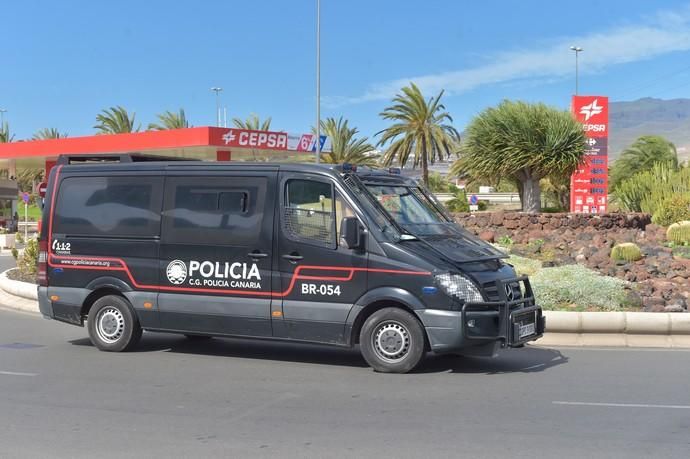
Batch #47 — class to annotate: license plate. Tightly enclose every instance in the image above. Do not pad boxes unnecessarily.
[518,322,536,339]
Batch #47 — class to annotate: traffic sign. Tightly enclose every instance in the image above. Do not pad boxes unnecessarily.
[22,192,30,204]
[469,194,479,206]
[37,182,48,198]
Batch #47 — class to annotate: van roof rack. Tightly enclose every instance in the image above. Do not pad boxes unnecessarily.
[57,153,196,165]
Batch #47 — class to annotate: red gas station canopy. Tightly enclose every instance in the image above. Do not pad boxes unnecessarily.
[0,126,330,161]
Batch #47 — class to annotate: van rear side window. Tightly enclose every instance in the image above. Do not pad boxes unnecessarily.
[162,177,266,246]
[54,176,163,237]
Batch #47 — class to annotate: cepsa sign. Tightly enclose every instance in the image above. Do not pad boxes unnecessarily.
[216,128,289,150]
[570,95,610,214]
[209,127,332,153]
[572,96,609,138]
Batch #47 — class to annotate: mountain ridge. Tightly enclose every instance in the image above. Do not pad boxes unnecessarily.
[609,97,690,162]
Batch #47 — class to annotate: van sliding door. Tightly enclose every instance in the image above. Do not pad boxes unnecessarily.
[157,172,277,337]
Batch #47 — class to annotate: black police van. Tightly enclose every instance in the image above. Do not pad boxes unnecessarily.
[38,154,544,373]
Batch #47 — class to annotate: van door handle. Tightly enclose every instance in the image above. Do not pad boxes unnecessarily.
[248,251,268,259]
[282,253,303,262]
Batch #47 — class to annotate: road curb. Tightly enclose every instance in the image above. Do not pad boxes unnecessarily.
[538,310,690,348]
[0,269,38,300]
[543,310,690,335]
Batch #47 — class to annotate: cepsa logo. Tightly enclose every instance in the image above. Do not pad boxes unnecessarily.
[573,96,608,137]
[166,260,262,289]
[221,129,288,150]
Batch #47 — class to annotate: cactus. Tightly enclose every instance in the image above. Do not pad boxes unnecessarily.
[666,221,690,245]
[610,242,643,262]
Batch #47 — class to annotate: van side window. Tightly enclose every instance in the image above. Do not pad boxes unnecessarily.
[162,177,266,246]
[284,179,334,247]
[54,176,163,237]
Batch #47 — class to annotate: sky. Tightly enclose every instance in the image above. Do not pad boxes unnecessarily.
[3,0,690,141]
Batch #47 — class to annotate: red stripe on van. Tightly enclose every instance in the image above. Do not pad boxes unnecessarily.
[48,254,430,298]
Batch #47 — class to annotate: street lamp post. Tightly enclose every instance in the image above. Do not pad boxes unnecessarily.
[210,87,223,127]
[315,0,321,164]
[570,46,583,95]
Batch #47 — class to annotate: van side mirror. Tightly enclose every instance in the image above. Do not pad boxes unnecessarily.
[340,216,363,250]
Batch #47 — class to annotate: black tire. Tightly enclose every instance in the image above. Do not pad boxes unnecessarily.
[184,334,213,341]
[87,295,142,352]
[359,307,426,373]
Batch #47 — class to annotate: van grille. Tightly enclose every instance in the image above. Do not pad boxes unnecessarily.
[482,280,522,303]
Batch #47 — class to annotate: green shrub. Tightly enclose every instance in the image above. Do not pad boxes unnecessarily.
[18,238,39,275]
[477,200,488,211]
[652,194,690,226]
[667,221,690,245]
[616,162,690,214]
[11,247,18,260]
[673,246,690,259]
[508,255,542,276]
[426,172,453,193]
[497,235,514,247]
[541,206,567,213]
[610,243,643,262]
[531,264,629,311]
[446,190,469,212]
[15,232,24,244]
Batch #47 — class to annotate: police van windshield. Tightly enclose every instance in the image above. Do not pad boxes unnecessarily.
[365,185,448,227]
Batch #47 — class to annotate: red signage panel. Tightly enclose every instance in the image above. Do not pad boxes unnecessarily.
[572,95,609,138]
[570,95,609,213]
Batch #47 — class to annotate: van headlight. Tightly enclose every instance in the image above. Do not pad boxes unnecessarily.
[435,273,484,303]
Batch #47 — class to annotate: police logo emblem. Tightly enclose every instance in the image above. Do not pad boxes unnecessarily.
[166,260,188,285]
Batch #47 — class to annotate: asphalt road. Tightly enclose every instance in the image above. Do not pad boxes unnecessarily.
[1,308,690,458]
[0,253,17,273]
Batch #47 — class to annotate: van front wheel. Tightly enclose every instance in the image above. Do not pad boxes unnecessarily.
[359,307,426,373]
[87,295,142,352]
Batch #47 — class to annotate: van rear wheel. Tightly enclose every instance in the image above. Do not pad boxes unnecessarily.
[359,307,426,373]
[87,295,142,352]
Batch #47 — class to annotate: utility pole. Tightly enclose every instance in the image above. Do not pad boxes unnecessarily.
[210,87,223,127]
[315,0,321,164]
[570,46,583,95]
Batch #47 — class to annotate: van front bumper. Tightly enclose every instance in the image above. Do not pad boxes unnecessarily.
[416,276,545,354]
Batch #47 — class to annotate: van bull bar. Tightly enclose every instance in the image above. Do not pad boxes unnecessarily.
[461,276,545,346]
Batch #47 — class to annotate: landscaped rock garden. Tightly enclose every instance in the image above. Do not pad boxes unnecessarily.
[454,212,690,312]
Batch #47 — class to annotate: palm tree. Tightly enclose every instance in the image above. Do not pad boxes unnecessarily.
[148,109,190,130]
[94,106,140,134]
[16,168,44,193]
[0,122,13,143]
[609,135,678,190]
[32,128,67,140]
[232,113,272,131]
[377,83,460,186]
[316,117,378,166]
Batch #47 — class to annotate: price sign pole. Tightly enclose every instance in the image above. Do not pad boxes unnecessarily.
[22,192,30,241]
